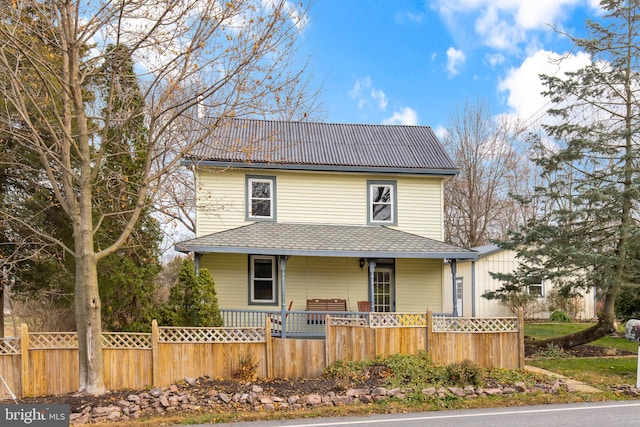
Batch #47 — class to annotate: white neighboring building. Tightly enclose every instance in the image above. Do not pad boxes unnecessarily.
[444,244,598,320]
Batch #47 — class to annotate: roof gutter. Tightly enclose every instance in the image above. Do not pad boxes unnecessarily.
[181,159,459,177]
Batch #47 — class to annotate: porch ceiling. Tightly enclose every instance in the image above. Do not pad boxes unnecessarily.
[175,222,478,260]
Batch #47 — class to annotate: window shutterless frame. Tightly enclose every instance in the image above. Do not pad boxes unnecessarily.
[527,281,544,297]
[367,180,397,225]
[248,255,278,305]
[246,175,276,221]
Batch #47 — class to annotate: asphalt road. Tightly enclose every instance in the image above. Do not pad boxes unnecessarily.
[177,401,640,427]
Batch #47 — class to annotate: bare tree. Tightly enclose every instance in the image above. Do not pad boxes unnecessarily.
[443,101,533,248]
[0,0,316,395]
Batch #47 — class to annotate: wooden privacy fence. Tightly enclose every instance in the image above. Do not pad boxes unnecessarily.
[0,310,524,399]
[326,309,524,370]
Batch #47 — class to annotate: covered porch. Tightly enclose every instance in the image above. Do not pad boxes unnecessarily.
[175,222,478,338]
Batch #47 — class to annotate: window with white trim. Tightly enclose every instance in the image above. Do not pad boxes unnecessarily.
[527,280,544,297]
[368,181,396,225]
[249,255,277,304]
[246,176,275,220]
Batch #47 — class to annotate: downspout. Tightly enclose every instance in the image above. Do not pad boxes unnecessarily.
[471,260,476,317]
[368,259,376,310]
[450,259,458,317]
[279,256,288,339]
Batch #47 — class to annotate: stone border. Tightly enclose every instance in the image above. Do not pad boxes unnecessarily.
[70,375,585,425]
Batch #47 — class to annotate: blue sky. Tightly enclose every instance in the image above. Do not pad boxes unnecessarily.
[301,0,601,134]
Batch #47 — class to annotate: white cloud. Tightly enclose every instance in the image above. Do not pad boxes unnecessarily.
[348,77,389,112]
[485,53,505,67]
[371,88,388,111]
[446,47,466,76]
[396,11,424,23]
[434,126,448,140]
[497,49,591,124]
[382,107,419,125]
[348,76,371,99]
[434,0,597,51]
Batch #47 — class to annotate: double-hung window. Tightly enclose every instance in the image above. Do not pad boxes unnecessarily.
[368,181,397,225]
[246,175,276,220]
[527,279,544,297]
[249,255,277,304]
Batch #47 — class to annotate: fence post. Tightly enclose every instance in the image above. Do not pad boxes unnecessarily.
[265,317,273,378]
[20,323,29,397]
[518,307,525,369]
[426,309,433,354]
[324,314,332,369]
[151,319,159,387]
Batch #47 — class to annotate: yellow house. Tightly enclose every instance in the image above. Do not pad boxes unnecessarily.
[175,118,477,335]
[449,244,597,320]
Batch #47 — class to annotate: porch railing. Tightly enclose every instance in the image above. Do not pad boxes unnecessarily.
[221,309,452,338]
[221,309,367,338]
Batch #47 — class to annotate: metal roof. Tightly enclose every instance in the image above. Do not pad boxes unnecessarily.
[473,244,503,257]
[184,117,458,175]
[175,222,478,259]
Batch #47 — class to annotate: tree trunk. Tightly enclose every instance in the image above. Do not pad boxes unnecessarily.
[75,249,105,395]
[525,320,616,350]
[527,283,618,350]
[74,183,105,395]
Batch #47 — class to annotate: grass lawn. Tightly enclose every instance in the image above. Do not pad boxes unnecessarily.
[528,357,637,389]
[525,322,639,390]
[524,322,638,353]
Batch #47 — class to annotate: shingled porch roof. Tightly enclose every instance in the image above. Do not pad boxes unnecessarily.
[175,222,477,260]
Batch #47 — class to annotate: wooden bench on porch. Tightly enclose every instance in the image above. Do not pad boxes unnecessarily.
[306,298,347,323]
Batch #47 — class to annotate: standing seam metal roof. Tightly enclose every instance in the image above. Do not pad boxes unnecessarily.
[186,118,457,172]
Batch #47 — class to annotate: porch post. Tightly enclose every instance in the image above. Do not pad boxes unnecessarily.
[471,260,476,317]
[450,259,458,317]
[194,252,202,275]
[368,259,376,310]
[279,255,288,339]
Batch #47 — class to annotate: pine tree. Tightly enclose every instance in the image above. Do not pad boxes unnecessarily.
[488,0,640,348]
[161,258,223,327]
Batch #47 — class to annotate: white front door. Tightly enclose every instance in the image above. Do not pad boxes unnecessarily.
[373,267,394,312]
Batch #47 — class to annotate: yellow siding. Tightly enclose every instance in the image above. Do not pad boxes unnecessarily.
[201,254,444,312]
[395,259,442,312]
[195,168,444,239]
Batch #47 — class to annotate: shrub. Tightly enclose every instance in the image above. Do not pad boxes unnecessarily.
[382,352,444,388]
[546,288,583,320]
[549,310,572,323]
[492,291,545,319]
[444,359,484,387]
[615,285,640,322]
[159,258,223,327]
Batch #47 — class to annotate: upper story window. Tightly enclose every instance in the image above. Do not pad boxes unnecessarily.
[368,180,397,225]
[246,175,276,220]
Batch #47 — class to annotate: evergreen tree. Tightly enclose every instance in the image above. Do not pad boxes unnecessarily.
[488,0,640,348]
[161,258,223,327]
[94,44,163,332]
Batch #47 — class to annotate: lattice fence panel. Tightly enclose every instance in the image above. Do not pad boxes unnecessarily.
[329,317,368,327]
[102,333,151,349]
[30,333,78,349]
[0,338,20,355]
[370,313,427,328]
[432,317,518,333]
[159,327,265,343]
